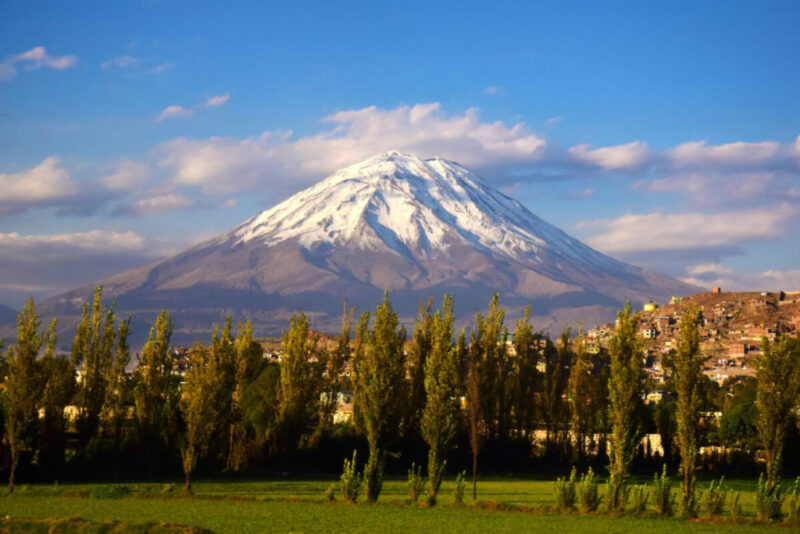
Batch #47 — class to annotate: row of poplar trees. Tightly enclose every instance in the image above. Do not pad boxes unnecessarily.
[2,288,798,511]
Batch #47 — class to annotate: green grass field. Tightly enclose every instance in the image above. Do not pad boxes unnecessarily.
[0,478,793,533]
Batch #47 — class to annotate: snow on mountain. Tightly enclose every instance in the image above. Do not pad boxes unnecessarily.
[26,151,699,345]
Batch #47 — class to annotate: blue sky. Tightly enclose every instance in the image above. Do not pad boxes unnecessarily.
[1,0,799,307]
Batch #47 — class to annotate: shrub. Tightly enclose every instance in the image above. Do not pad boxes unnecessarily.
[755,473,784,522]
[705,477,726,518]
[577,468,601,514]
[453,471,466,506]
[89,485,131,499]
[324,483,336,502]
[629,484,649,516]
[652,465,673,517]
[407,462,426,504]
[605,478,626,513]
[729,491,743,521]
[788,478,800,525]
[554,467,577,512]
[340,450,362,503]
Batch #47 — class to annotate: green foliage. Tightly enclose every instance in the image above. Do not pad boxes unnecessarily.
[567,332,596,459]
[787,477,800,524]
[339,450,362,503]
[406,462,426,504]
[421,295,460,506]
[4,298,48,492]
[453,471,467,506]
[729,491,743,520]
[673,307,703,517]
[352,292,406,502]
[704,477,726,518]
[652,465,673,517]
[755,334,800,491]
[629,484,649,516]
[275,312,319,452]
[89,484,131,499]
[324,483,336,502]
[510,307,539,439]
[576,468,601,514]
[607,302,645,510]
[180,343,217,491]
[554,467,577,512]
[755,473,784,521]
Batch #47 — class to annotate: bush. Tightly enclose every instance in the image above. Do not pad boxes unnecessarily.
[755,473,784,522]
[604,478,626,513]
[89,485,131,499]
[629,485,649,516]
[339,450,362,503]
[652,465,673,517]
[729,491,743,521]
[324,483,336,502]
[705,477,726,518]
[554,467,577,512]
[788,477,800,525]
[453,471,466,506]
[577,468,601,514]
[407,462,426,504]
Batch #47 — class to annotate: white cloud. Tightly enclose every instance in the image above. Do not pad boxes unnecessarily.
[203,93,229,108]
[150,63,175,74]
[130,193,193,216]
[157,104,194,122]
[680,264,800,292]
[484,86,502,95]
[100,160,150,191]
[569,141,649,171]
[156,93,230,121]
[668,140,780,168]
[158,102,547,192]
[0,230,146,251]
[0,157,79,214]
[578,204,798,254]
[101,55,141,69]
[545,116,564,126]
[0,46,77,81]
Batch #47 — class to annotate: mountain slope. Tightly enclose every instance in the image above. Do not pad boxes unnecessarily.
[31,151,698,344]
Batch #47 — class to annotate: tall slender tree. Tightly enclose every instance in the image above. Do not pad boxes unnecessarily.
[134,310,178,453]
[406,298,434,436]
[103,317,131,449]
[318,304,354,434]
[543,330,571,450]
[567,331,594,459]
[4,299,46,492]
[420,295,461,506]
[39,320,75,474]
[180,343,216,491]
[227,320,263,471]
[71,287,117,450]
[673,306,704,516]
[465,351,482,502]
[606,302,645,510]
[352,293,406,502]
[755,333,800,492]
[510,307,539,438]
[468,294,507,440]
[275,312,318,452]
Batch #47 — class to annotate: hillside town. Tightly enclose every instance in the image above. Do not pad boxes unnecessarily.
[586,289,800,386]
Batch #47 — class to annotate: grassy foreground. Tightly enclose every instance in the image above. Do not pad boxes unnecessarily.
[0,478,790,533]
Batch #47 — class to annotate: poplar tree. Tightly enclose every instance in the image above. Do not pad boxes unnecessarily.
[511,307,539,438]
[353,293,406,502]
[567,332,594,459]
[71,286,117,450]
[275,312,318,452]
[319,304,354,434]
[180,343,216,491]
[756,333,800,492]
[134,310,178,449]
[420,295,461,506]
[606,302,645,510]
[543,330,571,449]
[465,352,482,502]
[227,320,262,471]
[39,321,75,474]
[406,298,434,436]
[103,317,131,449]
[4,299,46,492]
[204,318,236,461]
[468,294,507,439]
[674,306,703,516]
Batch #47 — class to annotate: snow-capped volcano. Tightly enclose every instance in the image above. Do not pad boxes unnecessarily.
[32,151,697,344]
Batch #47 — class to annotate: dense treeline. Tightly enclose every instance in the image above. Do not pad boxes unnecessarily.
[1,287,799,511]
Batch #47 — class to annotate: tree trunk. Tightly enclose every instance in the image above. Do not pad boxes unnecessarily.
[471,451,477,502]
[185,472,191,493]
[225,424,234,472]
[8,457,16,494]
